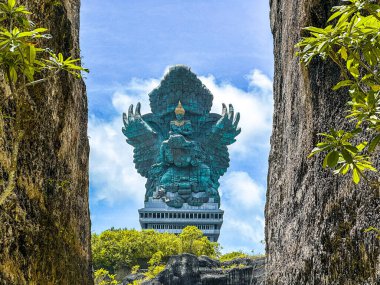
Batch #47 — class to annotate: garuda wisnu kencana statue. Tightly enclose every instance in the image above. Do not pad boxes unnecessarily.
[122,66,240,208]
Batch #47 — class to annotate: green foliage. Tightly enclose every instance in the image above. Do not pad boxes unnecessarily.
[296,0,380,184]
[219,251,249,262]
[130,265,140,274]
[94,268,118,285]
[144,251,165,279]
[0,0,87,88]
[92,226,219,274]
[219,250,265,263]
[179,225,215,255]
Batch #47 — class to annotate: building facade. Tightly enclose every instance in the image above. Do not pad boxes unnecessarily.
[139,198,223,242]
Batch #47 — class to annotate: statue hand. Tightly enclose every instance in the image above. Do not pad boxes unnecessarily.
[212,103,241,145]
[122,102,156,140]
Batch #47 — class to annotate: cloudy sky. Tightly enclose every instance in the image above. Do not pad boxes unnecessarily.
[81,0,273,254]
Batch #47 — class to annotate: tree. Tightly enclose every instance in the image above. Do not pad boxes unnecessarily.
[179,225,204,254]
[0,0,87,205]
[296,0,380,185]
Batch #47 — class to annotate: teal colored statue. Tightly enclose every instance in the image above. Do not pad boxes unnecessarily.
[122,66,240,208]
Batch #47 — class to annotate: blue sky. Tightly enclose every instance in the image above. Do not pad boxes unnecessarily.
[81,0,273,254]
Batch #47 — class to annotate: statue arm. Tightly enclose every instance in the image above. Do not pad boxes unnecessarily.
[122,102,159,177]
[182,121,193,135]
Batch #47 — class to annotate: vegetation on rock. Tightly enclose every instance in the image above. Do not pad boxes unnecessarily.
[296,0,380,240]
[297,0,380,185]
[92,226,264,284]
[0,0,87,205]
[219,250,264,262]
[0,0,92,283]
[92,226,219,274]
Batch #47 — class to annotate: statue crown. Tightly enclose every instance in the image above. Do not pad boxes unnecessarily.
[175,101,185,115]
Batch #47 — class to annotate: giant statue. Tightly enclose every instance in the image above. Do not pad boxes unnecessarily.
[122,66,240,208]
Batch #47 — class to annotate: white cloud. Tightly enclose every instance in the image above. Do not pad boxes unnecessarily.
[247,69,273,91]
[89,116,146,205]
[89,68,271,253]
[111,77,160,114]
[200,71,273,158]
[219,214,265,254]
[225,217,265,244]
[217,171,265,253]
[220,171,264,209]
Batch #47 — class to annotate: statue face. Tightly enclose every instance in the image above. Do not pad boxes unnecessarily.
[176,114,184,120]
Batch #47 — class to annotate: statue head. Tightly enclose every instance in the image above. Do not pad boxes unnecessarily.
[175,101,185,120]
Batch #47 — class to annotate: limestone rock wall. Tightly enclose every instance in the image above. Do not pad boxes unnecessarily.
[266,0,380,284]
[0,0,92,284]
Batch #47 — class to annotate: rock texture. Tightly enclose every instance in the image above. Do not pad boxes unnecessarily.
[266,0,380,284]
[137,254,265,285]
[0,1,92,284]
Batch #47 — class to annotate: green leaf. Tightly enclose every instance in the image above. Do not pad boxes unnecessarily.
[32,28,48,33]
[29,44,36,64]
[308,147,321,158]
[345,145,358,153]
[304,26,327,34]
[368,134,380,152]
[332,80,353,90]
[8,0,15,9]
[326,150,340,168]
[339,46,348,60]
[9,66,17,83]
[349,66,360,78]
[341,149,353,163]
[356,141,367,151]
[341,164,350,175]
[328,10,343,22]
[352,168,360,184]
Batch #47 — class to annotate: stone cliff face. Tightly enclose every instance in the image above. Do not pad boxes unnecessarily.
[266,0,380,284]
[0,1,92,284]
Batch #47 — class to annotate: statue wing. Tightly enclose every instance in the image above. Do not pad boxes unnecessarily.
[203,103,241,181]
[122,102,160,178]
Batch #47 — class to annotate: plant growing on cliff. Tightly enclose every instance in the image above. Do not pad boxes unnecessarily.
[0,0,87,205]
[296,0,380,238]
[296,0,380,185]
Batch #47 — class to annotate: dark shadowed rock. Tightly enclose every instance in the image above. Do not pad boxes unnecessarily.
[201,274,227,285]
[122,273,146,285]
[154,253,201,285]
[267,0,380,284]
[198,255,221,268]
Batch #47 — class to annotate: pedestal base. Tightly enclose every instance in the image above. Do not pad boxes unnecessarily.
[138,197,223,242]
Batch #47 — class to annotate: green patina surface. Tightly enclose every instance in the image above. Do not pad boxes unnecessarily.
[122,66,240,208]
